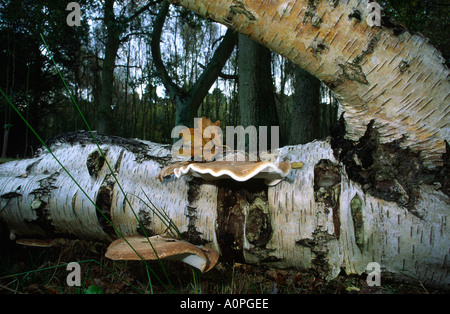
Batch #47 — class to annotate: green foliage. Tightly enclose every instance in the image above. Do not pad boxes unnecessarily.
[0,0,92,156]
[378,0,449,65]
[84,284,104,294]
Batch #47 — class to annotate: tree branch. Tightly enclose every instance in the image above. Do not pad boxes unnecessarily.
[120,31,151,43]
[124,0,163,23]
[197,63,238,82]
[188,28,238,111]
[150,0,181,99]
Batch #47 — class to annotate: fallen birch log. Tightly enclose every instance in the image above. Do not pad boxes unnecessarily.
[0,130,448,288]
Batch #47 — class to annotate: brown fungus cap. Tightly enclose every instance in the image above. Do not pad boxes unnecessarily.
[16,238,55,247]
[158,160,291,186]
[105,235,219,272]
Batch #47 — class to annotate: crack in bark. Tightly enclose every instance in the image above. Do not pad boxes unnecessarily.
[28,198,55,236]
[86,149,106,177]
[297,229,336,277]
[245,197,272,247]
[182,177,206,245]
[95,174,116,236]
[136,208,154,237]
[314,159,341,239]
[44,131,173,165]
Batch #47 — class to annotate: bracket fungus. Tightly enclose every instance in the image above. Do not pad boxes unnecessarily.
[105,235,219,272]
[158,160,291,186]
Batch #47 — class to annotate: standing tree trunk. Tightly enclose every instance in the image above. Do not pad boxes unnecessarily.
[238,34,279,132]
[98,0,160,134]
[1,125,10,159]
[98,0,121,135]
[289,67,321,144]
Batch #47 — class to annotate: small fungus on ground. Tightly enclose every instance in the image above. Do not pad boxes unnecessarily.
[105,234,219,272]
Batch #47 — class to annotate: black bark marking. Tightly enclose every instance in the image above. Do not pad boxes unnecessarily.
[115,149,124,174]
[353,36,379,65]
[31,172,59,197]
[348,9,362,22]
[95,174,116,236]
[338,62,369,85]
[230,0,256,21]
[304,0,322,28]
[1,191,22,199]
[398,60,410,73]
[381,16,407,36]
[314,159,341,238]
[308,38,330,59]
[26,159,41,175]
[330,0,340,8]
[181,177,206,245]
[225,0,256,26]
[86,149,106,177]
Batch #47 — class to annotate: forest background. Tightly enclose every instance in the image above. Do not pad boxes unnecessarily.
[1,0,448,159]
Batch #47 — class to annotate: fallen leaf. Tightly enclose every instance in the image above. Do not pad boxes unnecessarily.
[291,162,304,169]
[174,117,223,160]
[346,286,361,293]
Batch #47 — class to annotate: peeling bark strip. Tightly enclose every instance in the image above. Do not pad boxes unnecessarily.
[169,0,449,169]
[314,159,341,238]
[183,177,207,245]
[350,194,364,251]
[0,135,449,288]
[245,197,272,247]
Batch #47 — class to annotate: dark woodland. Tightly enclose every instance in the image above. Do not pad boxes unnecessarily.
[0,0,448,296]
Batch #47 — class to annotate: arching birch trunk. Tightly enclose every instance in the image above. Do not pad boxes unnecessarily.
[168,0,449,169]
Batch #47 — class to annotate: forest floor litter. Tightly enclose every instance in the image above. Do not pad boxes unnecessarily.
[0,236,442,294]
